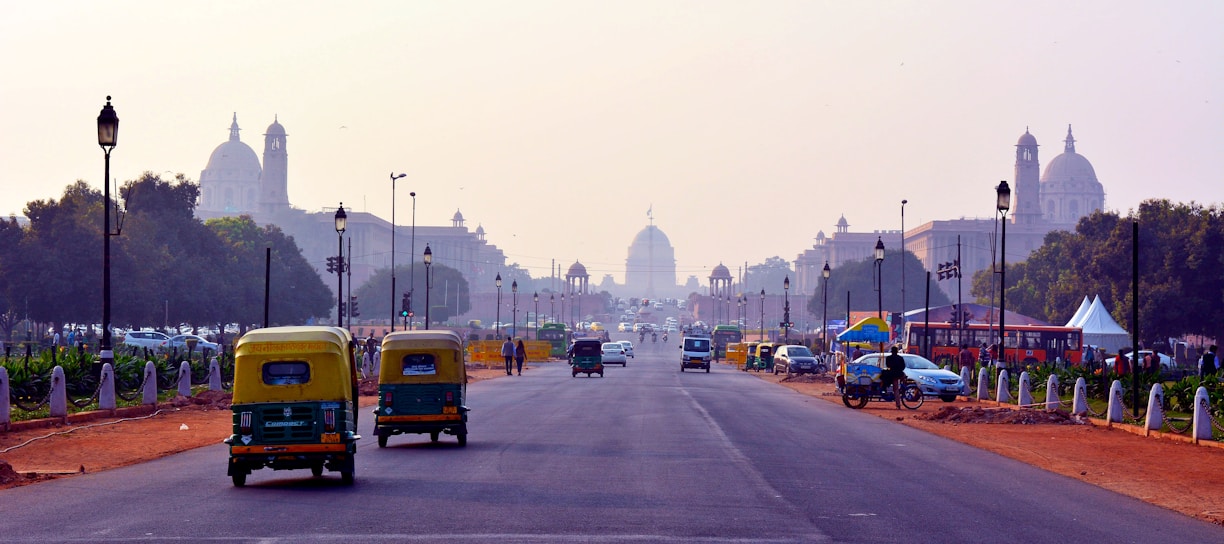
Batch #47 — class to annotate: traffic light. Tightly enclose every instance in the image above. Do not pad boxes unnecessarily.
[326,256,336,274]
[349,296,360,318]
[401,292,410,317]
[337,256,347,274]
[339,301,346,318]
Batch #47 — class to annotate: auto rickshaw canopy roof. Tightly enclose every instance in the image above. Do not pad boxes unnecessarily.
[232,326,355,404]
[379,330,466,384]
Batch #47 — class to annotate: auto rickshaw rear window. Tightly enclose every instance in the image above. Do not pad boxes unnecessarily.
[262,361,311,385]
[401,354,437,376]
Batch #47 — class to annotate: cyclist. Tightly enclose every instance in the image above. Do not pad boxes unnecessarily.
[880,346,907,409]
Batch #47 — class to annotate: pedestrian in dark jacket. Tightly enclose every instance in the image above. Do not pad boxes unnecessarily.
[514,340,526,376]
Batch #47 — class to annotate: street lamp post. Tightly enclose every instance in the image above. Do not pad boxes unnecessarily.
[390,172,406,330]
[901,199,908,314]
[560,293,565,328]
[409,191,417,329]
[495,274,503,336]
[423,245,433,330]
[996,180,1011,366]
[874,237,885,352]
[334,204,347,328]
[822,262,831,353]
[783,276,791,343]
[512,280,518,338]
[533,292,539,333]
[549,293,555,324]
[97,96,119,369]
[759,289,766,342]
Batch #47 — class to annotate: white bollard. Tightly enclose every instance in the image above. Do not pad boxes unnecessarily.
[1072,377,1088,415]
[1107,380,1124,423]
[208,357,222,391]
[1018,371,1033,408]
[50,365,68,418]
[996,370,1012,404]
[960,366,972,395]
[142,361,158,405]
[1192,386,1213,442]
[977,367,991,401]
[1045,374,1060,411]
[177,361,192,397]
[0,367,10,430]
[98,363,116,411]
[373,350,382,376]
[1145,383,1163,433]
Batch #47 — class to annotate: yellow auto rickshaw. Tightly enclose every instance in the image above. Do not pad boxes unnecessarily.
[749,342,775,372]
[740,341,760,371]
[374,330,468,447]
[224,326,360,487]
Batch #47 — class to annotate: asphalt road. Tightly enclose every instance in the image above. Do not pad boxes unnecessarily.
[0,332,1220,543]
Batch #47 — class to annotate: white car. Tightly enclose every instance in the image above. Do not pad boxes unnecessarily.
[601,342,628,366]
[617,340,634,358]
[159,334,220,354]
[123,330,170,350]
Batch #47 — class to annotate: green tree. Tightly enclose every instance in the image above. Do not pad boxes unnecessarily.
[808,250,949,319]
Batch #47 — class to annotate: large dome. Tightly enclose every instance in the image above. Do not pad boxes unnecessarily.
[710,263,731,279]
[1041,126,1099,187]
[631,225,672,248]
[1017,129,1038,146]
[566,261,588,277]
[202,114,261,181]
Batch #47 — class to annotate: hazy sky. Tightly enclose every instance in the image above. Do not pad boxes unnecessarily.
[3,1,1222,284]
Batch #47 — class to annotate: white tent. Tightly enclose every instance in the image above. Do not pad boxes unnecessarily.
[1065,296,1091,327]
[1077,295,1130,351]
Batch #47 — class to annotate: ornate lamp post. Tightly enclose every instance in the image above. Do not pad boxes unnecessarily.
[533,292,539,332]
[901,198,908,313]
[783,276,791,343]
[335,204,347,328]
[549,293,555,324]
[389,172,406,330]
[821,262,831,352]
[874,237,885,352]
[560,293,565,328]
[96,97,119,368]
[495,274,503,336]
[996,180,1011,365]
[512,280,519,338]
[759,289,766,342]
[422,245,433,330]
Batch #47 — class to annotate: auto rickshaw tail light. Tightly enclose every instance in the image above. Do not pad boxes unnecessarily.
[384,391,393,406]
[239,411,252,434]
[445,391,455,406]
[323,408,337,432]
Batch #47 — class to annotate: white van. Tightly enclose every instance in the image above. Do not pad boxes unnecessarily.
[680,336,712,373]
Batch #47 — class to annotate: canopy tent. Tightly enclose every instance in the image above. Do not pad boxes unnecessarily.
[1065,296,1092,327]
[1076,295,1130,352]
[837,317,891,348]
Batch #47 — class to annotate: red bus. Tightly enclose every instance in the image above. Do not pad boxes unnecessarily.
[902,322,1083,366]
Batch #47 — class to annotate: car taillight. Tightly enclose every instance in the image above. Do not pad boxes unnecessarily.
[323,408,336,432]
[239,411,252,434]
[444,391,455,407]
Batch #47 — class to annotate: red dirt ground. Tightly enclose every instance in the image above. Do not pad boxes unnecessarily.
[3,364,1223,526]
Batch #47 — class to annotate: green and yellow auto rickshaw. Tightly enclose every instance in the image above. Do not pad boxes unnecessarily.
[750,342,775,372]
[374,330,468,447]
[225,326,360,487]
[741,341,760,371]
[569,338,604,377]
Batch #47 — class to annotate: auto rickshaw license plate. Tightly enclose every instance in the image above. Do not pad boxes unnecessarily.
[320,432,340,443]
[443,406,457,414]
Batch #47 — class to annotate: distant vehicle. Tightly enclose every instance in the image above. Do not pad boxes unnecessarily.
[710,325,743,359]
[617,340,634,358]
[680,336,712,373]
[160,334,219,353]
[589,322,605,332]
[601,342,628,366]
[537,323,569,358]
[1105,350,1174,371]
[123,330,170,351]
[772,345,823,375]
[618,322,632,332]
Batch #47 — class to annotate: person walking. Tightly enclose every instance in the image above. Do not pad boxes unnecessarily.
[501,336,515,376]
[514,339,526,376]
[1201,345,1218,380]
[957,344,974,375]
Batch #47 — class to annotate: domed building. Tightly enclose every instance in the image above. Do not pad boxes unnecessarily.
[1039,125,1104,227]
[625,225,677,298]
[198,114,290,217]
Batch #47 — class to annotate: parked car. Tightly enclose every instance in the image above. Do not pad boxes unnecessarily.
[601,342,628,366]
[618,322,633,332]
[851,352,964,402]
[159,334,219,354]
[1105,350,1174,371]
[123,330,170,350]
[772,345,824,375]
[617,340,634,358]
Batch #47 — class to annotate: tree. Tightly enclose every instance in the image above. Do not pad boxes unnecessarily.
[809,250,949,318]
[743,257,792,294]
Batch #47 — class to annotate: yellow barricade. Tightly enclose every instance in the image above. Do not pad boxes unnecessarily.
[466,339,555,368]
[725,343,749,369]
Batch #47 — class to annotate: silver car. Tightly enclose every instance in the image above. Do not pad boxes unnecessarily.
[852,352,964,402]
[617,340,635,358]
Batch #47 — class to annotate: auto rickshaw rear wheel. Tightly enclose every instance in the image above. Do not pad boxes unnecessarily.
[231,472,246,487]
[341,470,354,485]
[430,431,440,443]
[311,465,324,477]
[842,393,868,409]
[378,433,388,448]
[457,433,467,447]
